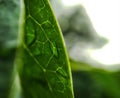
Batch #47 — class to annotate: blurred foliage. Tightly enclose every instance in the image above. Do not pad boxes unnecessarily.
[0,0,21,98]
[70,60,120,98]
[72,67,120,98]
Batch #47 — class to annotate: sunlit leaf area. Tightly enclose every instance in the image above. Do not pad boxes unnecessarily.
[0,0,120,98]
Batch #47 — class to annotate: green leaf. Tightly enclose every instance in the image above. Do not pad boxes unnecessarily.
[0,0,23,98]
[91,70,120,98]
[19,0,74,98]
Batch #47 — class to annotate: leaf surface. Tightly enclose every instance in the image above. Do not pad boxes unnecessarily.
[19,0,74,98]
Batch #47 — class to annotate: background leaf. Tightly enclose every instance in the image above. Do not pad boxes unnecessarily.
[19,0,74,98]
[0,0,23,98]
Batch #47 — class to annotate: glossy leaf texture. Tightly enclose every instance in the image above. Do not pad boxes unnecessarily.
[19,0,74,98]
[0,0,23,98]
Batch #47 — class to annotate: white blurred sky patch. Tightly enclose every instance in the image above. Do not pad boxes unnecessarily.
[61,0,120,65]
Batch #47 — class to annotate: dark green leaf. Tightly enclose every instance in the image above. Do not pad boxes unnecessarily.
[19,0,74,98]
